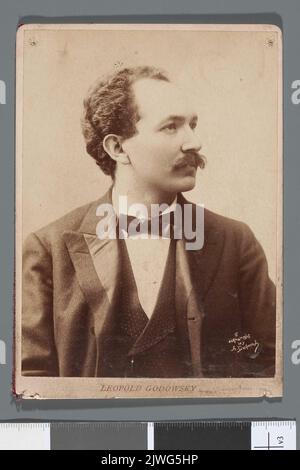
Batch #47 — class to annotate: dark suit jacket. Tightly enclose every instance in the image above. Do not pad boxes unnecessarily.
[22,189,276,378]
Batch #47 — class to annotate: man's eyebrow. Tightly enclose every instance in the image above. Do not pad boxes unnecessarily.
[157,114,198,126]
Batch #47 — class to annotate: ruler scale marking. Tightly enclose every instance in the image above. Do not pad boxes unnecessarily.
[0,420,296,450]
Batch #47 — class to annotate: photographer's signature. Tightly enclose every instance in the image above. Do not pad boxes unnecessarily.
[228,332,260,354]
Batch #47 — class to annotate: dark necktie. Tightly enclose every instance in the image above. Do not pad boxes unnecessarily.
[118,212,176,238]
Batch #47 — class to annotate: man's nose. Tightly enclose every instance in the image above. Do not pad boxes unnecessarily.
[181,127,202,153]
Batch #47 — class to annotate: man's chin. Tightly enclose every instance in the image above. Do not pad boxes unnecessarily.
[152,175,196,196]
[175,175,197,192]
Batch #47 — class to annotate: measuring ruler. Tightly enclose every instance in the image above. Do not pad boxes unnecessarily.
[0,420,296,450]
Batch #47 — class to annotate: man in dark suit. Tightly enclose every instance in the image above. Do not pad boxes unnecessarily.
[22,66,276,378]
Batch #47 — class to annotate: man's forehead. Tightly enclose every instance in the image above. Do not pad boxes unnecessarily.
[132,78,197,123]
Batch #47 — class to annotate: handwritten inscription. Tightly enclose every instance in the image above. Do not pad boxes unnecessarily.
[228,332,259,354]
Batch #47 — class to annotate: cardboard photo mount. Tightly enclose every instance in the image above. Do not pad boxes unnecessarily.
[15,23,282,399]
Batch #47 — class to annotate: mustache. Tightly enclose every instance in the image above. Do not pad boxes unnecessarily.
[174,152,206,169]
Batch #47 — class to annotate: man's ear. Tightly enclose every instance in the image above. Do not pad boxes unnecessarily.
[103,134,130,165]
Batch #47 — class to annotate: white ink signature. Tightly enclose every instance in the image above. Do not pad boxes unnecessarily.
[228,332,260,354]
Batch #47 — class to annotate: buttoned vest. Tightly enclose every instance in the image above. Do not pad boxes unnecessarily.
[98,239,192,377]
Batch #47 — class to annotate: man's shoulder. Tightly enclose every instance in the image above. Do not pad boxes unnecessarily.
[26,197,103,250]
[179,193,257,249]
[203,207,250,234]
[201,207,259,253]
[180,192,252,237]
[43,200,96,229]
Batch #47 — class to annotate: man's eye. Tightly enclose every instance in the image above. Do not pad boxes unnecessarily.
[190,121,197,130]
[162,123,177,132]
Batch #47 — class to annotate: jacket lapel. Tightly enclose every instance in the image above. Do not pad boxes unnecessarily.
[176,194,226,377]
[175,239,204,377]
[177,193,225,300]
[63,188,120,340]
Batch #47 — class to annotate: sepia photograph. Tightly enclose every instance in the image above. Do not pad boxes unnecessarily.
[15,24,282,399]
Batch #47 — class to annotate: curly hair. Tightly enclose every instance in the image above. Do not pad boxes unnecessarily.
[81,66,170,178]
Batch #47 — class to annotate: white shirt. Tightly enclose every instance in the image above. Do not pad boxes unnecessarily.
[112,189,177,319]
